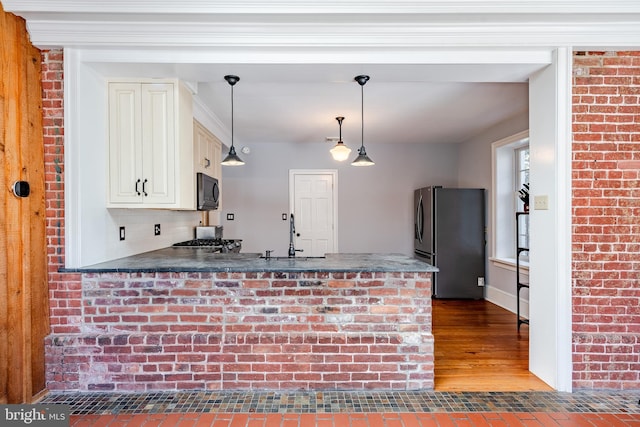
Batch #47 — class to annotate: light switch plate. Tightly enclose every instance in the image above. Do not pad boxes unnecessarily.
[534,195,549,210]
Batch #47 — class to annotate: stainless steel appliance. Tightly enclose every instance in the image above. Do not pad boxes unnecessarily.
[173,238,242,253]
[197,172,220,210]
[414,186,485,299]
[195,225,223,240]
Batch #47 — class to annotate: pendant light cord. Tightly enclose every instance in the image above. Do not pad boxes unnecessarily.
[230,83,234,148]
[360,82,364,151]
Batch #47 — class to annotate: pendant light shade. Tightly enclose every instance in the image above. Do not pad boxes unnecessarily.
[330,116,351,161]
[352,75,374,166]
[221,75,245,166]
[352,145,375,166]
[221,145,244,166]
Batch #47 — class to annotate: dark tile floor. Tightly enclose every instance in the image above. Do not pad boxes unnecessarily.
[40,390,640,415]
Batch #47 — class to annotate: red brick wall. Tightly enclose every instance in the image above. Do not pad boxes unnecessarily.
[45,271,433,391]
[41,50,83,337]
[572,51,640,390]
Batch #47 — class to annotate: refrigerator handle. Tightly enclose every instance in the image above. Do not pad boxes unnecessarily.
[416,193,424,243]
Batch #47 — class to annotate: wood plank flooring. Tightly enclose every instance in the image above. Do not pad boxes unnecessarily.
[433,299,553,391]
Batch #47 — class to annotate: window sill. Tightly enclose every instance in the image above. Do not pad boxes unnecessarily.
[490,256,529,272]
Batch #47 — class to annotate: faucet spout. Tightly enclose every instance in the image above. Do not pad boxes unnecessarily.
[288,213,296,257]
[288,213,303,257]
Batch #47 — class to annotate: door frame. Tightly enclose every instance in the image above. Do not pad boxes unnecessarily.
[288,169,339,255]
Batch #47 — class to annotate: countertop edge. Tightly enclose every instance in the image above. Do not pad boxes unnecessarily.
[60,251,438,274]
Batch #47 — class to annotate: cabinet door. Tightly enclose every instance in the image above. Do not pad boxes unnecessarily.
[211,134,221,181]
[141,83,175,204]
[194,120,214,175]
[108,83,143,204]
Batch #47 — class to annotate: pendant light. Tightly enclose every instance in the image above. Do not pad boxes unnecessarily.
[221,75,244,166]
[351,75,374,166]
[330,116,351,161]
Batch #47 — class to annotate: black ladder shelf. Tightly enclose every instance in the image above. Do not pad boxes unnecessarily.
[516,211,529,330]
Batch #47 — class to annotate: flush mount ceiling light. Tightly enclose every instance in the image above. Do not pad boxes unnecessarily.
[351,75,374,166]
[221,75,245,166]
[329,116,351,161]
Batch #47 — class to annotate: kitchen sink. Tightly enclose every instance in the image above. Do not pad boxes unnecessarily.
[259,256,326,261]
[209,253,262,259]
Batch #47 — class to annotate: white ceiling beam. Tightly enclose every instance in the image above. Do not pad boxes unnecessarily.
[20,20,640,50]
[5,0,640,15]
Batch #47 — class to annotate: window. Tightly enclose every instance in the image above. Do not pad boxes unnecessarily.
[515,145,530,255]
[491,131,529,266]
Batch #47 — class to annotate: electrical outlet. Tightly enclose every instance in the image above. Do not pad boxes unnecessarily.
[282,213,287,220]
[477,277,485,287]
[119,226,125,241]
[154,224,161,236]
[227,213,234,221]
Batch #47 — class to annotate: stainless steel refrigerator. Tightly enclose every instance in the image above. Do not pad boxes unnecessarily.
[414,186,486,299]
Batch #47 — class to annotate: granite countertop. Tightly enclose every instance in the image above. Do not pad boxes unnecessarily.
[62,248,438,273]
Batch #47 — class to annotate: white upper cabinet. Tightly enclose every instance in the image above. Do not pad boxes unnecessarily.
[193,119,222,181]
[107,79,194,209]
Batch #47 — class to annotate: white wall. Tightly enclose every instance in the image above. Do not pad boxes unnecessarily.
[527,48,573,391]
[66,57,203,267]
[456,110,529,305]
[220,141,459,256]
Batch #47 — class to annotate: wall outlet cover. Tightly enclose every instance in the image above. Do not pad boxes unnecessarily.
[154,224,161,236]
[533,194,549,210]
[119,226,125,241]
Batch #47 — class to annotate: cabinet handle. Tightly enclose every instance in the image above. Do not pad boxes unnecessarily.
[205,158,211,168]
[142,179,148,197]
[135,179,141,196]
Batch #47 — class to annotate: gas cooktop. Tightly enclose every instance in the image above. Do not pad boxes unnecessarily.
[172,238,242,252]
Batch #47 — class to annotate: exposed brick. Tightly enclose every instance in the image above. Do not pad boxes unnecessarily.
[47,271,433,391]
[572,51,640,391]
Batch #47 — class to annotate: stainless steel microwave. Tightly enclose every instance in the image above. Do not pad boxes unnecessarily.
[196,173,219,210]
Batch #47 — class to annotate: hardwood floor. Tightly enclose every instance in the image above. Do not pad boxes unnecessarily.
[433,299,553,391]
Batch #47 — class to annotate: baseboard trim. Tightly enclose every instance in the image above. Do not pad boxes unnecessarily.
[485,285,529,319]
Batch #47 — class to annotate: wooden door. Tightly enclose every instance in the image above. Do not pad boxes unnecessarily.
[0,6,50,403]
[290,170,337,257]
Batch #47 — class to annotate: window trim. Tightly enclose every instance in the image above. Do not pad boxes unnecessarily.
[490,130,529,270]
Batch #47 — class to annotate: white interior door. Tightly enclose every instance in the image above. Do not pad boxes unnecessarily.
[290,170,337,257]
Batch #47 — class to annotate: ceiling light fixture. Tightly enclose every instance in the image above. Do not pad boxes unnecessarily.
[221,75,244,166]
[352,75,374,166]
[329,116,351,161]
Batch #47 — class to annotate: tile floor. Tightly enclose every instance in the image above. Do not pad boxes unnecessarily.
[40,390,640,426]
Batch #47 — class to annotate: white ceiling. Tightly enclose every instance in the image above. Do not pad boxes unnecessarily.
[88,61,533,148]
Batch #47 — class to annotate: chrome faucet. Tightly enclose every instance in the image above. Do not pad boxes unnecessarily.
[288,213,303,257]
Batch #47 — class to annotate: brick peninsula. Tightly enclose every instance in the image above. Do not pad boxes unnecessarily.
[50,251,436,392]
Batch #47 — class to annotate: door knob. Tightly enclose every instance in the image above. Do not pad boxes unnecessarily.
[12,181,30,197]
